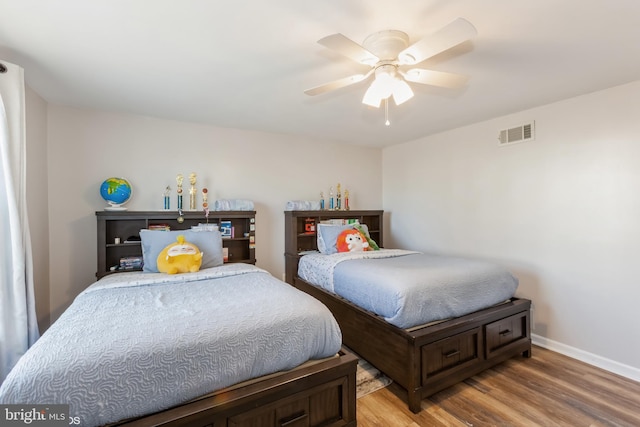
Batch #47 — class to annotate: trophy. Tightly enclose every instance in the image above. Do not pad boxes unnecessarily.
[344,189,350,211]
[189,173,197,211]
[163,186,171,210]
[202,187,209,221]
[336,183,342,210]
[320,191,325,210]
[329,187,334,210]
[176,174,184,210]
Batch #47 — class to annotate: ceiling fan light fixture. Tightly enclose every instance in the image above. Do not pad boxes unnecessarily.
[306,18,477,115]
[391,78,414,105]
[362,78,391,108]
[362,65,398,107]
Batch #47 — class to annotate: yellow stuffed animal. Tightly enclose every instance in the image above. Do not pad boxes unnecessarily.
[157,235,203,274]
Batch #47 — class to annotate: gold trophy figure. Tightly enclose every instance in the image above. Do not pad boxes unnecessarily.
[189,173,197,211]
[336,183,341,210]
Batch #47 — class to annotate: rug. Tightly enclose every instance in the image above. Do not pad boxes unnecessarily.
[356,357,393,398]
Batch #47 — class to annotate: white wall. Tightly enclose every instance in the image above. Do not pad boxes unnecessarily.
[25,86,50,332]
[46,106,382,321]
[383,80,640,380]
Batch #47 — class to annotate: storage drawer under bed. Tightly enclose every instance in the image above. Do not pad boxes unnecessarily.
[421,327,481,381]
[484,311,528,358]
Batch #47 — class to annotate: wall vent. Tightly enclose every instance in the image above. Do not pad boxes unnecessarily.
[498,121,535,145]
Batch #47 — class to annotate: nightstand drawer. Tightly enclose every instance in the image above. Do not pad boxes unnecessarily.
[485,312,527,358]
[422,327,480,380]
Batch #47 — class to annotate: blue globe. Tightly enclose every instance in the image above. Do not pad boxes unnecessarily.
[100,177,132,210]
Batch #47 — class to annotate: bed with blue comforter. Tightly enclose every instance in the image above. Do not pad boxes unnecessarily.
[298,249,519,329]
[285,210,531,415]
[0,264,343,426]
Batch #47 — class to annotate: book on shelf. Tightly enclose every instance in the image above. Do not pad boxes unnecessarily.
[148,224,171,231]
[220,221,232,238]
[119,256,143,270]
[319,219,359,225]
[191,223,218,231]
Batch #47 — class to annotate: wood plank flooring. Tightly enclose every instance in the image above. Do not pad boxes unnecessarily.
[357,346,640,427]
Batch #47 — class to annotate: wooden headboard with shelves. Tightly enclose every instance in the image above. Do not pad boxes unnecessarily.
[283,210,383,284]
[96,210,256,279]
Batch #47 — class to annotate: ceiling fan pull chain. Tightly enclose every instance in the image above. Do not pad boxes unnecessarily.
[385,98,390,126]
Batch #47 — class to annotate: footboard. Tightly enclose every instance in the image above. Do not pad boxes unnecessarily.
[293,275,531,414]
[118,350,358,426]
[411,298,531,412]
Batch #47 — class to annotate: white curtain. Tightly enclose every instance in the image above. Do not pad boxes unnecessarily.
[0,60,39,383]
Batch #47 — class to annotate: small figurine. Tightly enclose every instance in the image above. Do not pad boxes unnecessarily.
[189,173,197,211]
[336,183,342,210]
[320,191,325,210]
[344,189,350,211]
[176,174,184,210]
[163,185,171,210]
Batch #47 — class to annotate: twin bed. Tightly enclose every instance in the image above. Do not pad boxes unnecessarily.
[285,210,532,413]
[1,209,531,424]
[0,229,357,426]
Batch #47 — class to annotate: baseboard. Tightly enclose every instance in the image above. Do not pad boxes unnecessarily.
[532,334,640,383]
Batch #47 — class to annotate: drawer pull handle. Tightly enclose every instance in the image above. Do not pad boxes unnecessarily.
[444,349,460,358]
[280,412,308,427]
[499,329,512,336]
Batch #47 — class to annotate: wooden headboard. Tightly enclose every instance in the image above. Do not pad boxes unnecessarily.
[284,210,383,284]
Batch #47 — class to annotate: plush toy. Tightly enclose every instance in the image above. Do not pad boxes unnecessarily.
[336,229,370,253]
[354,224,380,250]
[157,235,203,274]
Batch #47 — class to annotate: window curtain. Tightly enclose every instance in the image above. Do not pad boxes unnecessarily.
[0,60,39,383]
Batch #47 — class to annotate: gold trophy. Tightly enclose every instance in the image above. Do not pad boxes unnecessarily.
[189,173,197,211]
[176,174,184,210]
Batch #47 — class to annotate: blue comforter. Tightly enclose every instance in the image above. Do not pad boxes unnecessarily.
[298,249,519,329]
[0,264,342,426]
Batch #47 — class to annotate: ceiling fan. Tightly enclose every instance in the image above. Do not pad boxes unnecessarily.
[305,18,477,109]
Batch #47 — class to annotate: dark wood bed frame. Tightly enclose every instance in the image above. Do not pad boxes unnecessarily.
[116,349,357,426]
[284,210,532,413]
[96,211,357,427]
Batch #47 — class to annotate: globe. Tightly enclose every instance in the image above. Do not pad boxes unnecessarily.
[100,177,132,210]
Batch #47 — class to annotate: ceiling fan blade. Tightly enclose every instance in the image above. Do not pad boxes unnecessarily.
[304,69,374,96]
[398,18,477,65]
[399,69,469,89]
[318,33,379,65]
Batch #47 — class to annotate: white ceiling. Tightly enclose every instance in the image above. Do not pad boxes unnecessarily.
[2,0,640,148]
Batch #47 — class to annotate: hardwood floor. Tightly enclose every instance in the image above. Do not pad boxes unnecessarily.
[356,346,640,427]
